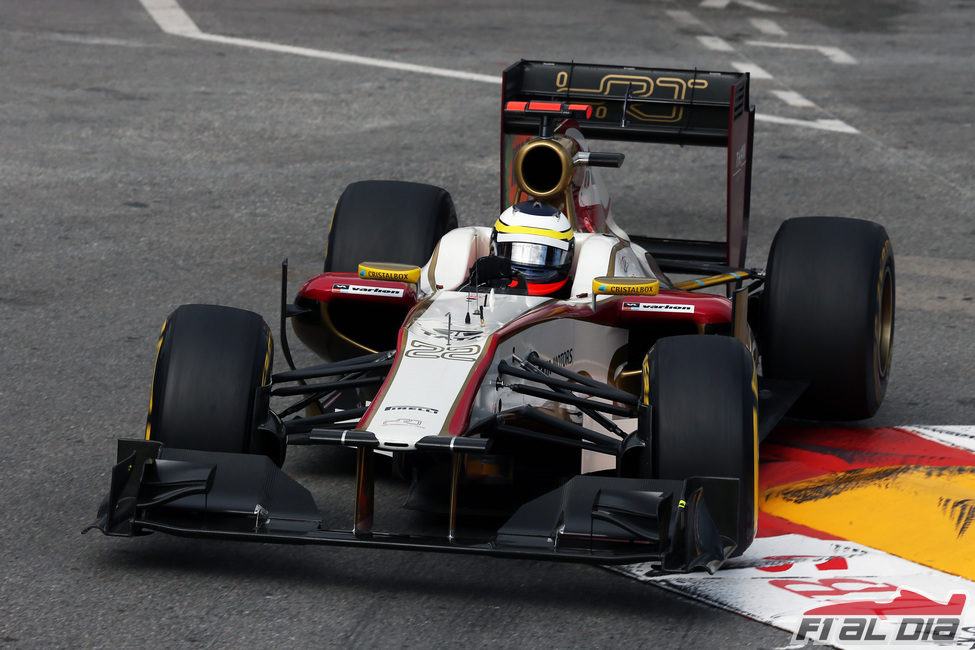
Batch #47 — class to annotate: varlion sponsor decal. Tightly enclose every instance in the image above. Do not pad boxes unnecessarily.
[592,276,659,296]
[357,262,422,284]
[622,301,695,313]
[333,283,405,297]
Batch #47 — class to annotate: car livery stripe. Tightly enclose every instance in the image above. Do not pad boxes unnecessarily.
[145,317,169,440]
[442,333,502,437]
[441,297,563,436]
[263,329,273,384]
[751,361,759,537]
[444,295,628,437]
[356,298,435,431]
[425,240,442,290]
[641,352,650,407]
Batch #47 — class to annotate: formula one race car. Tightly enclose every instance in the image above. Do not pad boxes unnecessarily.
[88,61,895,573]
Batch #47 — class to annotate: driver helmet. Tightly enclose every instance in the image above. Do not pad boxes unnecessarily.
[490,201,574,296]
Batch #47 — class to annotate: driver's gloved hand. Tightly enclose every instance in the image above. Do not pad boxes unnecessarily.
[468,255,513,282]
[463,255,527,294]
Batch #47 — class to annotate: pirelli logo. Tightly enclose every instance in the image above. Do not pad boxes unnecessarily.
[384,405,439,414]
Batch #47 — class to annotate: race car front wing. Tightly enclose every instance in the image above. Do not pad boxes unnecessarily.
[86,437,740,573]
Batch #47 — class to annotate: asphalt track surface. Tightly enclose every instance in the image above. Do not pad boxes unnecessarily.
[1,0,973,647]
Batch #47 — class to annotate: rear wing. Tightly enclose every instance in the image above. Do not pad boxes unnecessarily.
[501,60,755,270]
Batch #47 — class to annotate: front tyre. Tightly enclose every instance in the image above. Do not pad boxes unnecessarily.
[636,335,758,556]
[146,304,281,464]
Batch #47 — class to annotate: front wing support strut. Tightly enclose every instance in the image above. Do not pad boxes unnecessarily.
[354,447,374,534]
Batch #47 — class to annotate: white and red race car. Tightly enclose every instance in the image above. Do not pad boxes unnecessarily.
[89,61,894,573]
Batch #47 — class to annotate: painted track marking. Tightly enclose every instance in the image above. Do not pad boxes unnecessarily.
[665,10,859,135]
[747,40,858,65]
[666,10,705,28]
[141,0,860,135]
[138,0,501,84]
[700,0,782,12]
[613,426,975,648]
[770,90,816,108]
[698,35,736,52]
[731,61,773,79]
[757,114,859,134]
[750,18,787,36]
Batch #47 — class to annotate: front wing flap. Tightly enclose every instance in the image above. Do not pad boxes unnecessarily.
[87,439,738,572]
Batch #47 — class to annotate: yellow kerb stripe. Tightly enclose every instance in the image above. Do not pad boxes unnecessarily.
[762,465,975,581]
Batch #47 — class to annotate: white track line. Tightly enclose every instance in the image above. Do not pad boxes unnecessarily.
[698,35,736,52]
[770,89,816,108]
[746,40,858,64]
[757,114,859,134]
[700,0,783,12]
[666,10,706,28]
[143,0,860,135]
[731,62,773,79]
[140,0,200,35]
[749,18,787,36]
[138,0,501,84]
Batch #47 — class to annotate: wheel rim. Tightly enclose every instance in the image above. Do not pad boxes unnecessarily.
[877,266,894,379]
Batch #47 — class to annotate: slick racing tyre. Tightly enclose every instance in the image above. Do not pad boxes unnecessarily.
[145,304,282,464]
[323,180,458,272]
[636,335,758,556]
[760,216,894,420]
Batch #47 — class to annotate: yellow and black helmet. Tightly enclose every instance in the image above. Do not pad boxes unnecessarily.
[490,201,574,296]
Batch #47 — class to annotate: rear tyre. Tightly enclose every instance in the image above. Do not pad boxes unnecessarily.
[760,217,894,420]
[324,180,458,272]
[636,335,757,555]
[146,304,280,463]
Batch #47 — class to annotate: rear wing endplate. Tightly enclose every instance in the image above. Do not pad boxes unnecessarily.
[501,60,755,269]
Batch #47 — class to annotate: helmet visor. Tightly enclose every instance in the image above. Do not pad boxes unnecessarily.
[497,241,570,269]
